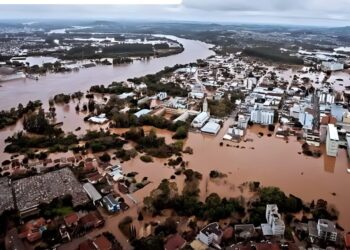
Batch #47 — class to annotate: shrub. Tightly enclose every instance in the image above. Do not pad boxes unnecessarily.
[99,153,111,162]
[140,155,153,163]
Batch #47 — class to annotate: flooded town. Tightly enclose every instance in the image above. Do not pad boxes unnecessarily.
[1,10,350,250]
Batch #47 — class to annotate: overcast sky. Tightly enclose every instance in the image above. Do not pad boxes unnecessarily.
[1,0,350,27]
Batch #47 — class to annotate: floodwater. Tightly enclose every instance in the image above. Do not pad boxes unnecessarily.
[1,34,350,247]
[0,35,214,110]
[114,121,350,231]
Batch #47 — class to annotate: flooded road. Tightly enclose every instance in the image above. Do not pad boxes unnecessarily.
[0,35,214,110]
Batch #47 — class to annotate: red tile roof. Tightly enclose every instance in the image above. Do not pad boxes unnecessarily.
[93,235,112,250]
[255,243,280,250]
[78,239,95,250]
[64,213,79,227]
[164,234,186,250]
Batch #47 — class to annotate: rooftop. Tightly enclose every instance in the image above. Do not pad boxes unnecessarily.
[200,222,222,237]
[318,219,337,233]
[83,183,102,202]
[164,233,186,250]
[13,168,89,212]
[0,177,14,214]
[201,121,221,135]
[328,124,339,141]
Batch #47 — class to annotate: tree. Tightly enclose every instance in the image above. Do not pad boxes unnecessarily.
[23,109,51,134]
[172,126,188,139]
[259,187,287,211]
[99,153,111,162]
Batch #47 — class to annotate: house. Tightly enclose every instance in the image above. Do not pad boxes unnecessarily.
[102,194,120,213]
[106,165,124,182]
[64,212,79,227]
[79,211,105,229]
[83,183,102,205]
[18,218,47,243]
[93,234,112,250]
[197,222,223,245]
[78,239,95,250]
[86,172,104,184]
[164,233,186,250]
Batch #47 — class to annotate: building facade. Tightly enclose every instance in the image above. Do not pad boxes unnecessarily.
[317,219,338,242]
[265,204,285,236]
[250,109,274,125]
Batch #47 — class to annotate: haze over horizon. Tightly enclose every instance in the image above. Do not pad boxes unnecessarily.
[0,0,350,27]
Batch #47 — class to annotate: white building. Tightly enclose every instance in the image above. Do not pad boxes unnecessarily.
[250,108,274,125]
[191,112,210,128]
[134,109,152,118]
[326,124,339,157]
[319,92,335,104]
[197,222,223,245]
[244,77,257,90]
[299,109,314,130]
[83,183,102,205]
[88,113,109,124]
[201,121,221,135]
[331,103,346,122]
[322,61,344,71]
[317,219,338,242]
[290,103,301,119]
[156,92,168,101]
[265,204,285,236]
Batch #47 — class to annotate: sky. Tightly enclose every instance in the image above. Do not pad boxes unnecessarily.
[0,0,350,27]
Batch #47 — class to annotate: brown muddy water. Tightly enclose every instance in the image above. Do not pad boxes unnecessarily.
[2,107,350,249]
[1,36,350,247]
[113,120,350,231]
[0,36,214,110]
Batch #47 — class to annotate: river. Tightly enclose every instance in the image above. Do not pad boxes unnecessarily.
[1,34,350,248]
[0,35,214,110]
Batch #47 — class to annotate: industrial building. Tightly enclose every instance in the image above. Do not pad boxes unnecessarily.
[83,183,102,205]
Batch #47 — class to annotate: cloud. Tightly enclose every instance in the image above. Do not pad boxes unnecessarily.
[182,0,350,13]
[0,1,349,26]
